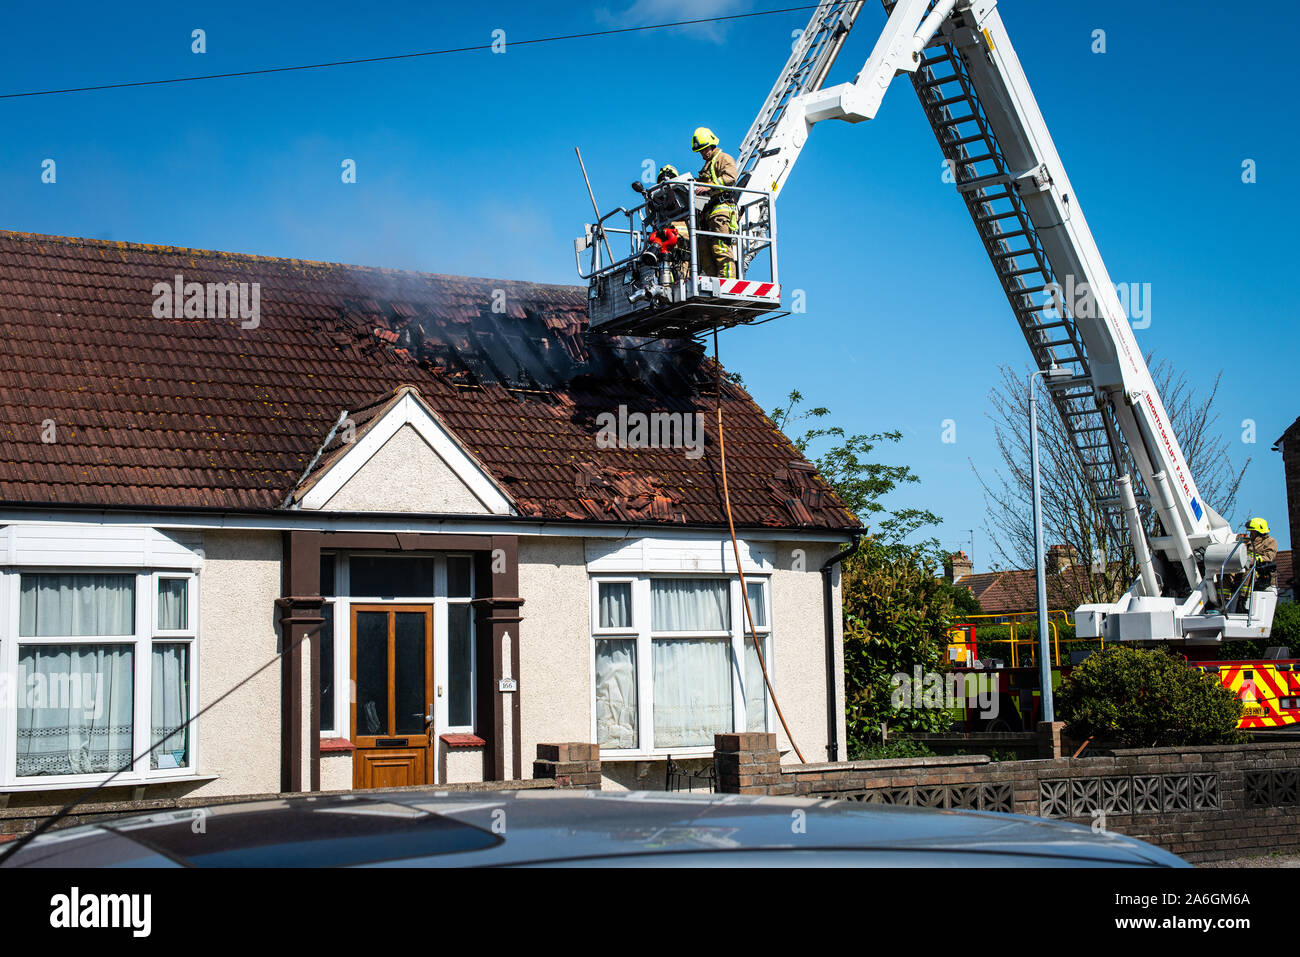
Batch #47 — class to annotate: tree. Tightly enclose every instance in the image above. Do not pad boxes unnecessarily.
[770,390,939,544]
[771,390,959,755]
[976,356,1248,609]
[945,578,982,618]
[841,537,962,756]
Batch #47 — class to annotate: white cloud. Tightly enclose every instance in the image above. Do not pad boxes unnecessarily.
[597,0,754,44]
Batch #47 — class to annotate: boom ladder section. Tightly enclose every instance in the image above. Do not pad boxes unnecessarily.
[737,1,866,187]
[888,0,1216,566]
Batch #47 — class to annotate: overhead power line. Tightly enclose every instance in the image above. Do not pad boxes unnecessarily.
[1,4,823,100]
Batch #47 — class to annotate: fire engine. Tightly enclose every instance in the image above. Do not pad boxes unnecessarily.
[944,624,1300,732]
[1193,659,1300,730]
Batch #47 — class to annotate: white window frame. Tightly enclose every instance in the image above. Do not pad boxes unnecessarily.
[148,571,198,778]
[319,554,343,738]
[0,567,202,789]
[152,572,197,638]
[592,579,636,634]
[440,554,477,735]
[589,574,774,759]
[320,553,477,744]
[590,577,641,751]
[740,580,772,735]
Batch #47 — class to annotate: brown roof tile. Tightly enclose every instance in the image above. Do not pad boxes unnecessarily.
[0,231,857,530]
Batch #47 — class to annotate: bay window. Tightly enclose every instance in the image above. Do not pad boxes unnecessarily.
[3,569,198,786]
[591,575,772,754]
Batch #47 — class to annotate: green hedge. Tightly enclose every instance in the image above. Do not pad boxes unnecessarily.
[848,739,937,761]
[1057,646,1245,747]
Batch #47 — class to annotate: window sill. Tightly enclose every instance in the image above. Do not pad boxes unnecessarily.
[1,773,219,794]
[440,733,486,749]
[319,738,355,754]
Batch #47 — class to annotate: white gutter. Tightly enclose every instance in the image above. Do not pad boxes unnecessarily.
[0,506,859,544]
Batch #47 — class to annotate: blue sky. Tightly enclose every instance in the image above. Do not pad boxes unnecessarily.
[2,0,1295,564]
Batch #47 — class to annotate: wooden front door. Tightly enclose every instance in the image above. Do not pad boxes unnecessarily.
[351,604,434,789]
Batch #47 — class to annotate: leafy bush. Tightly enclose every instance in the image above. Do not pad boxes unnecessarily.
[842,539,958,753]
[849,738,936,761]
[1056,646,1245,747]
[1271,601,1300,649]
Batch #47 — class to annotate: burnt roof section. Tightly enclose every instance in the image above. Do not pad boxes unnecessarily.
[0,230,858,530]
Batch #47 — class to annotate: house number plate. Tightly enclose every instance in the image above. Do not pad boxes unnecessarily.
[498,678,518,693]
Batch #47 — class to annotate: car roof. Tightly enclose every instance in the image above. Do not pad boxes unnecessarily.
[1,788,1187,868]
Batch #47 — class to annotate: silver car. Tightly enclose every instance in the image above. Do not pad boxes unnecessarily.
[0,788,1188,867]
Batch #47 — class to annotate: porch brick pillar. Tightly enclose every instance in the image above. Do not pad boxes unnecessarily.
[474,535,524,781]
[1037,721,1066,759]
[278,530,324,793]
[714,732,787,795]
[533,743,602,789]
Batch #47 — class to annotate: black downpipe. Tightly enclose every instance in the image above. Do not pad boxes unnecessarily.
[820,534,861,762]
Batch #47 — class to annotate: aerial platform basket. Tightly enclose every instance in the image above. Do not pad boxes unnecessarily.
[575,175,784,339]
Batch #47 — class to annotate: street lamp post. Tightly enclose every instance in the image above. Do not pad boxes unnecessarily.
[1029,365,1070,723]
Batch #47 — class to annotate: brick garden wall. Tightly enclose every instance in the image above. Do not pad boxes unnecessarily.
[532,743,602,788]
[715,732,1300,863]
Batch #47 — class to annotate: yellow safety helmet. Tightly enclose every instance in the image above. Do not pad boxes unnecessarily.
[657,163,679,182]
[691,127,720,152]
[1248,517,1270,535]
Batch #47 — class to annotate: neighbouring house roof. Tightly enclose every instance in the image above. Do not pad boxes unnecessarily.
[0,230,858,530]
[956,550,1295,615]
[1277,550,1294,599]
[1274,417,1300,450]
[955,567,1090,616]
[952,570,1002,606]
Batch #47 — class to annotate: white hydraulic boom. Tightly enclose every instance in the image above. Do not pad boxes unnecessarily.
[730,0,1277,642]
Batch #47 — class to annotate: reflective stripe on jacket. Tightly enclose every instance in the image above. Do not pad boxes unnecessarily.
[1248,533,1279,563]
[698,150,738,209]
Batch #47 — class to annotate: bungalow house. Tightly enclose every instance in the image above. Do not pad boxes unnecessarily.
[0,230,859,808]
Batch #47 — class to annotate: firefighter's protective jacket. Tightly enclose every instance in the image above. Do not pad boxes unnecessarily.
[1248,531,1279,564]
[698,150,738,210]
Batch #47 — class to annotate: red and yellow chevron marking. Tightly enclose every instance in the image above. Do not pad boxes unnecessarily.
[1192,660,1300,730]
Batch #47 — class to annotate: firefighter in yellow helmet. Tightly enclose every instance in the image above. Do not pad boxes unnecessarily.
[657,164,693,281]
[691,127,740,279]
[1245,517,1278,564]
[1229,517,1279,598]
[656,164,690,239]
